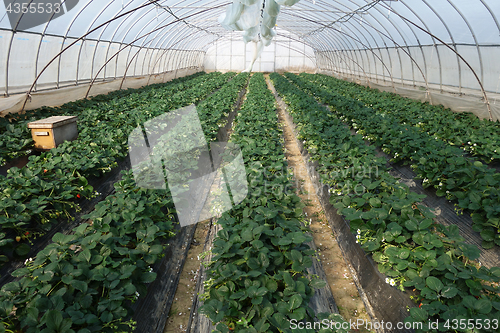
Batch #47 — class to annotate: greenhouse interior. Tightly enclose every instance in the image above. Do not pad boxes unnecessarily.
[1,0,500,332]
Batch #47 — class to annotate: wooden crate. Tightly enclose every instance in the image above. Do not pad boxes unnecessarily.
[27,116,78,150]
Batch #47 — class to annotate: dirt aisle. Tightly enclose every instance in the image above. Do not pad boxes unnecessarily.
[266,75,374,333]
[163,220,211,333]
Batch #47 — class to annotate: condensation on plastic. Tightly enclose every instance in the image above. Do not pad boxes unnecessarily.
[262,12,277,29]
[219,2,245,27]
[239,3,261,31]
[237,0,259,6]
[242,26,259,43]
[265,0,280,17]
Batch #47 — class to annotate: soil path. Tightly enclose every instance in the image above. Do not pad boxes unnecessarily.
[266,75,374,333]
[163,220,211,333]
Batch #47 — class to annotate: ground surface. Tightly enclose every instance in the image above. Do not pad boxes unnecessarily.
[267,76,374,333]
[163,75,374,333]
[163,219,210,333]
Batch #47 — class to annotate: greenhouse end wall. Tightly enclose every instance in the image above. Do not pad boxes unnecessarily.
[203,32,317,73]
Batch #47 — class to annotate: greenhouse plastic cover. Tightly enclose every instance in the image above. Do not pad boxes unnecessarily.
[0,0,498,120]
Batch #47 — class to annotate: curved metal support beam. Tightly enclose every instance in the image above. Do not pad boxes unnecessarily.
[282,11,397,90]
[85,5,226,98]
[22,1,157,110]
[89,0,140,83]
[446,0,483,88]
[399,1,439,89]
[287,0,383,82]
[350,15,429,91]
[34,0,84,92]
[313,29,365,80]
[380,1,493,121]
[313,40,370,82]
[306,1,429,90]
[148,29,225,78]
[421,0,462,93]
[293,2,430,91]
[74,1,117,86]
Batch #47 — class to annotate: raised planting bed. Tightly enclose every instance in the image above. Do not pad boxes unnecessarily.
[287,73,500,249]
[0,152,132,288]
[270,72,500,333]
[188,73,349,333]
[0,72,234,271]
[0,72,207,165]
[383,158,500,269]
[132,72,251,333]
[289,74,500,268]
[302,73,500,163]
[0,72,252,333]
[0,169,178,333]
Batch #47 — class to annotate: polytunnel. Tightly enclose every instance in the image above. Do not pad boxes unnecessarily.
[0,0,498,119]
[1,1,500,333]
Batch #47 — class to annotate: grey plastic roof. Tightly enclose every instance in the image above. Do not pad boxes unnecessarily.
[0,0,499,107]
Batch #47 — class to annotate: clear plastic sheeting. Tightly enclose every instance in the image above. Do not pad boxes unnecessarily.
[319,69,500,122]
[0,0,221,101]
[299,0,500,120]
[0,67,200,116]
[0,0,498,120]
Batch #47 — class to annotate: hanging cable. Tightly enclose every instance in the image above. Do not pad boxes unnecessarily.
[304,0,397,37]
[146,0,223,38]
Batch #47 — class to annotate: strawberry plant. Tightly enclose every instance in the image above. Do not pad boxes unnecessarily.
[302,73,500,163]
[270,72,500,332]
[0,72,235,267]
[0,72,252,332]
[286,73,500,249]
[0,72,207,166]
[199,73,349,333]
[0,170,176,333]
[197,72,250,141]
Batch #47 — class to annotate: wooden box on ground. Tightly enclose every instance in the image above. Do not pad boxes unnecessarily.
[27,116,78,150]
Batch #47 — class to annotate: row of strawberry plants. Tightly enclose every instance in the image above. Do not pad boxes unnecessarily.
[287,72,500,249]
[0,72,206,164]
[0,72,228,262]
[270,72,500,332]
[303,73,500,162]
[0,72,233,268]
[0,170,177,333]
[0,72,252,333]
[199,73,348,333]
[197,72,250,141]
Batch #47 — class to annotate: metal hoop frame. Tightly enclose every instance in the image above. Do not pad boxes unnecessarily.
[0,0,497,119]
